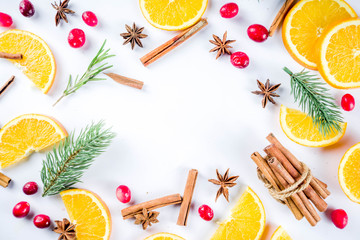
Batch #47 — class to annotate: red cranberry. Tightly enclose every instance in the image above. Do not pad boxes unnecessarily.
[341,94,355,111]
[198,204,214,221]
[82,11,98,27]
[19,0,35,17]
[33,214,51,228]
[231,52,249,69]
[331,209,348,229]
[247,24,269,42]
[116,185,131,203]
[23,181,38,195]
[68,28,86,48]
[0,12,13,27]
[13,201,30,218]
[220,3,239,18]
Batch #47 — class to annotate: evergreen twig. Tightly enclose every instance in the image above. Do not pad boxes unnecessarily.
[41,121,115,197]
[53,40,115,106]
[283,67,343,136]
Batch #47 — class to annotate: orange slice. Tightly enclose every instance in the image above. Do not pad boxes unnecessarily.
[139,0,208,31]
[0,29,56,93]
[144,232,185,240]
[0,114,67,169]
[270,226,292,240]
[280,105,346,147]
[318,19,360,89]
[339,142,360,203]
[210,187,266,240]
[60,189,112,240]
[282,0,356,69]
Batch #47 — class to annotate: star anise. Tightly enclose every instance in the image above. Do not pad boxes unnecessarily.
[53,218,76,240]
[209,169,239,202]
[51,0,75,26]
[252,79,281,108]
[120,23,148,50]
[209,31,236,59]
[134,208,159,230]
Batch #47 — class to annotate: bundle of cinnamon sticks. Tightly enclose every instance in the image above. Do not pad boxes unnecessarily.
[251,133,330,226]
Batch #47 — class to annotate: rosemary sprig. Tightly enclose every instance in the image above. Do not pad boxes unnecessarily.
[283,67,343,136]
[54,40,115,106]
[41,121,115,197]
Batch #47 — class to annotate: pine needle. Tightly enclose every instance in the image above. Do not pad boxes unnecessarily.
[283,67,343,136]
[41,121,115,197]
[53,40,115,106]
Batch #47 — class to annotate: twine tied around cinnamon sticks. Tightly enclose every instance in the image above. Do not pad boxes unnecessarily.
[257,159,312,204]
[251,133,330,226]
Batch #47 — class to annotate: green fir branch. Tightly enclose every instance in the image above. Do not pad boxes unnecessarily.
[283,67,343,136]
[53,40,115,106]
[41,121,115,197]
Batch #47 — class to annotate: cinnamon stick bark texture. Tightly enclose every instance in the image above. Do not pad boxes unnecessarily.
[105,73,144,90]
[266,133,330,198]
[0,52,22,60]
[268,160,317,226]
[269,0,298,36]
[121,194,182,220]
[177,169,198,226]
[268,157,320,223]
[264,144,328,212]
[251,152,303,220]
[140,18,208,66]
[0,172,11,188]
[0,76,15,98]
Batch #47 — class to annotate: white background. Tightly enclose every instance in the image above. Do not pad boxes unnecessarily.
[1,0,360,239]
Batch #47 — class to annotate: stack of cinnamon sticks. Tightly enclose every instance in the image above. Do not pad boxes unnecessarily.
[251,133,330,226]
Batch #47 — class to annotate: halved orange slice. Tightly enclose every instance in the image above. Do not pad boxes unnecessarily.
[339,143,360,203]
[60,189,112,240]
[0,29,56,93]
[211,187,266,240]
[139,0,208,31]
[280,105,346,147]
[0,114,67,168]
[270,226,292,240]
[144,232,185,240]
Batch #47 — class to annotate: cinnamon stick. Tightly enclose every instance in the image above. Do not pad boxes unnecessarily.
[268,159,317,226]
[264,144,328,212]
[0,52,22,60]
[140,19,208,66]
[0,172,11,188]
[0,76,15,97]
[105,73,144,90]
[177,169,198,226]
[251,152,303,220]
[268,157,320,223]
[269,0,298,36]
[121,194,182,219]
[266,133,330,198]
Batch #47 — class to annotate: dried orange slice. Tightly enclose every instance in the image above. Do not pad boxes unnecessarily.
[0,29,56,93]
[139,0,208,31]
[60,189,112,240]
[210,187,266,240]
[280,105,346,147]
[270,226,292,240]
[0,114,67,169]
[318,19,360,89]
[282,0,356,69]
[339,143,360,203]
[144,232,185,240]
